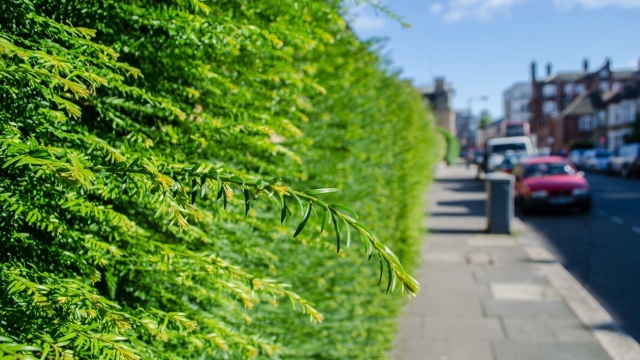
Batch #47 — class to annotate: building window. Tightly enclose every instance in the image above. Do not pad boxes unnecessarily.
[575,84,586,95]
[578,115,595,131]
[613,100,637,124]
[599,81,610,92]
[542,84,557,97]
[612,82,623,92]
[543,101,557,115]
[564,84,574,97]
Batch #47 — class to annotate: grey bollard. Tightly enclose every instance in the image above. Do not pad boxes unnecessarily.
[485,172,514,234]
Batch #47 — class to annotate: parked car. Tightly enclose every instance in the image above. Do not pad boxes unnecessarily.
[567,149,588,169]
[512,156,591,214]
[608,143,640,178]
[582,149,613,172]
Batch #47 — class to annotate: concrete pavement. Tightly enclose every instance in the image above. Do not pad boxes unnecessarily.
[393,163,640,360]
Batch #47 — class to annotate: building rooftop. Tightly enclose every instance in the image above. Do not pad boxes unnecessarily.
[543,72,585,83]
[416,85,454,94]
[558,93,595,118]
[613,69,640,80]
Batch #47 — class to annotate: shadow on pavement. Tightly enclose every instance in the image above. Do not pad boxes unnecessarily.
[436,199,485,216]
[428,228,484,235]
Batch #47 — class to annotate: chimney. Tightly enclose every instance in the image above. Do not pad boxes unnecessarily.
[583,58,589,72]
[531,61,537,82]
[605,57,611,69]
[435,77,444,91]
[546,62,552,76]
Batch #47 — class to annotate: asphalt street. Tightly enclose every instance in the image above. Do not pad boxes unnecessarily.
[517,172,640,342]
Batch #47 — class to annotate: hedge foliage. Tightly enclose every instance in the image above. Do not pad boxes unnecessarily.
[0,1,440,359]
[438,128,460,166]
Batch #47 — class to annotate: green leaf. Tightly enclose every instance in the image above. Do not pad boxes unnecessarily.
[305,188,338,195]
[290,192,305,217]
[280,199,288,225]
[332,213,340,253]
[56,332,77,342]
[191,178,197,204]
[200,177,207,200]
[293,202,312,238]
[230,175,245,185]
[121,175,128,192]
[40,343,50,360]
[216,175,223,200]
[330,203,359,219]
[191,162,202,172]
[222,186,228,209]
[243,188,251,216]
[385,258,393,294]
[2,155,25,168]
[341,217,351,248]
[320,208,329,233]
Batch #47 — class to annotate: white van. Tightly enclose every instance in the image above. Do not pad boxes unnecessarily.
[484,136,534,172]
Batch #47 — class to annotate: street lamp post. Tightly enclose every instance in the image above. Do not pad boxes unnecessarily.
[467,95,488,147]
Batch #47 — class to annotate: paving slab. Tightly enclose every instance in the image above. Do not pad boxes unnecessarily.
[419,292,485,318]
[468,237,519,247]
[475,266,548,284]
[502,317,595,343]
[488,247,532,264]
[484,299,578,318]
[421,317,505,340]
[493,341,613,360]
[423,251,463,264]
[490,283,561,301]
[399,340,494,360]
[465,250,494,265]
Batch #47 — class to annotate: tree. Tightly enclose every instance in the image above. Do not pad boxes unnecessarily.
[478,110,493,129]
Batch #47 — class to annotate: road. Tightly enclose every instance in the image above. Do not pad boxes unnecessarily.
[518,172,640,342]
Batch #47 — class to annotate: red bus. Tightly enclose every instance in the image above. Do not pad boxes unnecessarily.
[504,120,530,137]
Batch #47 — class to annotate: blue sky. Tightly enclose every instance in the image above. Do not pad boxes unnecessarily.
[347,0,640,119]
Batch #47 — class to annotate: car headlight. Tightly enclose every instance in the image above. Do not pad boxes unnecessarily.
[531,190,548,198]
[572,188,589,196]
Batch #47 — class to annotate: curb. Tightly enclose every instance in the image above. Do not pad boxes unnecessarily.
[518,224,640,360]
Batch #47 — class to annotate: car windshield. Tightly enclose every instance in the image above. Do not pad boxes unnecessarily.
[596,151,611,158]
[524,162,575,178]
[490,143,527,154]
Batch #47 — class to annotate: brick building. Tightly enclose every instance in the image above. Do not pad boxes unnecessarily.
[529,59,640,152]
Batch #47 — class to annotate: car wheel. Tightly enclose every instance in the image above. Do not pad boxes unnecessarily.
[607,165,614,176]
[621,166,630,179]
[580,201,592,214]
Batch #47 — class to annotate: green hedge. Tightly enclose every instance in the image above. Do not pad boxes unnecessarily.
[438,128,460,166]
[0,1,439,359]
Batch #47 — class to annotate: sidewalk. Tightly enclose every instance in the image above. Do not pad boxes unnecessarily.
[393,163,640,360]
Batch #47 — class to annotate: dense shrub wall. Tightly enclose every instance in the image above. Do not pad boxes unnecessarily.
[0,1,440,358]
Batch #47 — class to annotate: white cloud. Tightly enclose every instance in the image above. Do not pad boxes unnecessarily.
[554,0,640,8]
[433,0,640,22]
[430,3,444,14]
[351,14,387,31]
[440,0,523,22]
